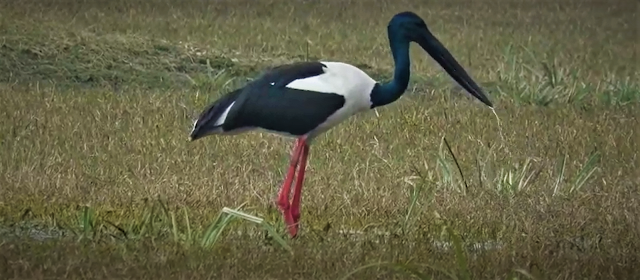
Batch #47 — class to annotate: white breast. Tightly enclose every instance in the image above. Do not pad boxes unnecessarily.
[285,61,377,138]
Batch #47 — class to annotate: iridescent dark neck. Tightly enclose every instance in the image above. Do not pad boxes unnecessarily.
[370,28,411,109]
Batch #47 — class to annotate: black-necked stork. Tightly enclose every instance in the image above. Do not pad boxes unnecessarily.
[189,11,493,238]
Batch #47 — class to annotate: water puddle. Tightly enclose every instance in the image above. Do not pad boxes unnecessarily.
[0,222,70,242]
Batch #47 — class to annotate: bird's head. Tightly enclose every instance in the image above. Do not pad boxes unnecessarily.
[388,11,431,42]
[388,11,494,108]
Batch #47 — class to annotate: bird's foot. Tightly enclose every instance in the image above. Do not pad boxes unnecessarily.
[276,201,298,238]
[287,220,299,238]
[291,206,301,225]
[280,210,298,237]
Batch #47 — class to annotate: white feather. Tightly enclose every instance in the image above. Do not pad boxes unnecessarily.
[214,101,235,126]
[284,61,377,139]
[191,101,238,136]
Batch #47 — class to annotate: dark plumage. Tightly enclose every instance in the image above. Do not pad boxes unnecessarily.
[190,62,346,139]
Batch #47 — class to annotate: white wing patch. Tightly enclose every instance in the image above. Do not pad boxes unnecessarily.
[284,62,376,98]
[284,71,336,94]
[281,62,378,138]
[214,101,235,126]
[190,101,236,135]
[191,118,198,133]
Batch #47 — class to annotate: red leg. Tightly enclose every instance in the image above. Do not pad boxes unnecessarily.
[276,138,304,237]
[290,142,309,232]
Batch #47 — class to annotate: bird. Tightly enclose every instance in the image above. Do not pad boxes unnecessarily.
[188,11,493,238]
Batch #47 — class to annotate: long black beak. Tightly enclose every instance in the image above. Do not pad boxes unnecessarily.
[416,29,493,108]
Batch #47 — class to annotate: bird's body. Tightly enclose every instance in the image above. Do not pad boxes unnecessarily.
[189,11,494,238]
[191,61,376,142]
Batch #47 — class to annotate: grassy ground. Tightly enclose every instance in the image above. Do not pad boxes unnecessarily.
[1,0,639,279]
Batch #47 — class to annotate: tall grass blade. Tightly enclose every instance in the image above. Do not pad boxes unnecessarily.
[403,163,427,231]
[436,136,453,188]
[200,211,234,249]
[259,222,292,253]
[183,208,192,245]
[476,157,483,190]
[103,219,127,240]
[156,198,171,221]
[443,137,468,192]
[221,207,263,223]
[571,151,601,193]
[221,207,292,253]
[201,204,250,249]
[79,205,95,240]
[553,154,567,196]
[138,200,157,238]
[512,268,537,280]
[170,211,179,243]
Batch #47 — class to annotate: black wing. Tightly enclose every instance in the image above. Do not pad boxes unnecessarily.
[190,88,243,139]
[223,61,346,136]
[193,88,242,129]
[255,61,327,87]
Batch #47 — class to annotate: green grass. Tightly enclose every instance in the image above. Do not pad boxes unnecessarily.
[1,0,639,279]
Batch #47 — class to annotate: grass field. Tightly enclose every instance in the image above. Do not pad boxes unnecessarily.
[1,0,639,279]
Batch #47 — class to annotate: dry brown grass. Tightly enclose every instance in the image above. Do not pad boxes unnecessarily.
[1,0,639,279]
